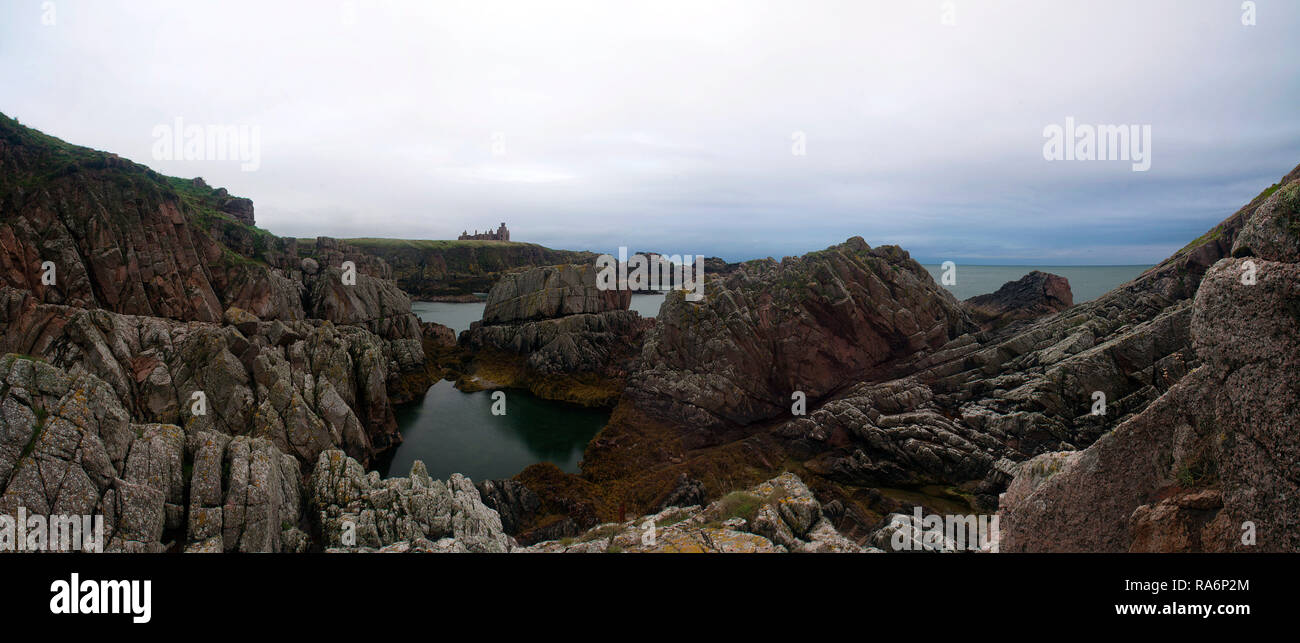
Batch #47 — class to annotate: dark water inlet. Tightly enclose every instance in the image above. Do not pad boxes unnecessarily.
[379,381,610,481]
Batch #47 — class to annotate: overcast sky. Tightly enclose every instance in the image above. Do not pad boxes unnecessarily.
[2,0,1298,264]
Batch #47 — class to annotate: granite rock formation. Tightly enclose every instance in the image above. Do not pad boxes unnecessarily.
[4,112,1297,554]
[624,238,973,432]
[529,164,1300,551]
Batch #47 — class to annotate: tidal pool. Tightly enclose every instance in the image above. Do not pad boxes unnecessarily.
[387,293,660,481]
[378,381,610,481]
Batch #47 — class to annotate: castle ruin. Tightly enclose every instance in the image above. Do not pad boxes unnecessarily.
[458,222,510,241]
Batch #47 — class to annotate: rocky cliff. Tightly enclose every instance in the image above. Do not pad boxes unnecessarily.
[0,115,493,552]
[341,238,599,299]
[999,174,1300,552]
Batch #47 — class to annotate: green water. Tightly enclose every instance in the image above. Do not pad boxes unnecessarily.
[921,265,1151,302]
[396,273,1143,482]
[392,295,659,481]
[380,381,610,481]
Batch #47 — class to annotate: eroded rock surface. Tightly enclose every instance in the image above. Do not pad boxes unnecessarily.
[311,450,513,553]
[999,178,1300,552]
[626,238,973,431]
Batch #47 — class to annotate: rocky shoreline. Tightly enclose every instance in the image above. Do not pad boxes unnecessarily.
[2,111,1297,553]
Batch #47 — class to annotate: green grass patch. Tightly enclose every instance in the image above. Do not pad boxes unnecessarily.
[21,406,49,460]
[711,491,764,524]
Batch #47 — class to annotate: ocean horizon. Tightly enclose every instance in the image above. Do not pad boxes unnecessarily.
[921,264,1151,303]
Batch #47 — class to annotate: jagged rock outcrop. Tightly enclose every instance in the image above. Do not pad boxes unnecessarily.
[459,264,652,406]
[306,265,422,341]
[963,270,1073,329]
[652,473,706,511]
[310,450,513,553]
[777,377,1005,494]
[0,117,438,469]
[625,238,974,432]
[475,478,542,534]
[481,263,630,323]
[520,473,871,553]
[0,287,404,466]
[184,431,309,553]
[999,177,1300,552]
[6,111,1298,555]
[1,355,183,552]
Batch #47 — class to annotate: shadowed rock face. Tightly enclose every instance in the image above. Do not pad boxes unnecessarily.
[4,111,1297,553]
[963,271,1073,329]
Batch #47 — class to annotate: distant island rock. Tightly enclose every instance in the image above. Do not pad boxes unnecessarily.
[963,270,1074,329]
